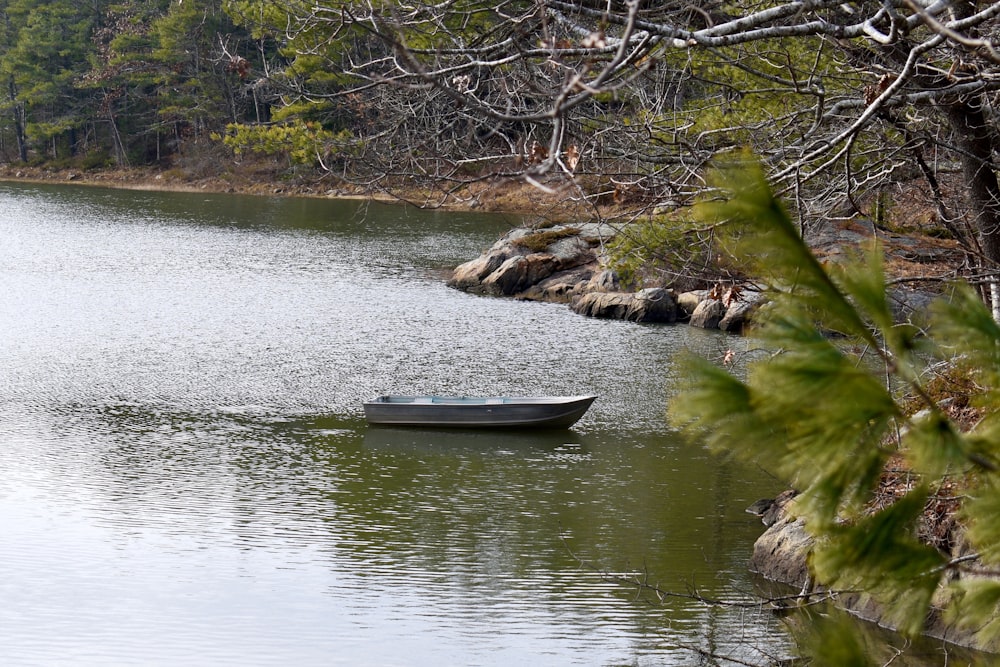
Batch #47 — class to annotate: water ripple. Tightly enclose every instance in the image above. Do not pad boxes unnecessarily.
[0,183,791,666]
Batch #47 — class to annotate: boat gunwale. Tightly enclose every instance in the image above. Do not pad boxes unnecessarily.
[368,395,596,406]
[362,395,597,429]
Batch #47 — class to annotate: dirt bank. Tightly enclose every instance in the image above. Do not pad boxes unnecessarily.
[0,162,603,222]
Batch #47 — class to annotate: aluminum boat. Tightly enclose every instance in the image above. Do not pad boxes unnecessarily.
[363,395,596,428]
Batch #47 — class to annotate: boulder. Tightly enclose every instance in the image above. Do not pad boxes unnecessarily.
[587,269,620,293]
[747,488,799,527]
[448,224,610,297]
[888,287,937,323]
[625,288,678,323]
[749,515,813,590]
[519,266,597,302]
[748,489,1000,654]
[548,235,598,265]
[449,246,514,292]
[719,290,763,333]
[480,253,563,296]
[676,290,708,317]
[689,298,726,329]
[571,288,678,323]
[571,292,633,320]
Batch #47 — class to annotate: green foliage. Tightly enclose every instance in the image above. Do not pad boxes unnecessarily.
[949,579,1000,643]
[696,158,882,341]
[669,154,1000,649]
[0,0,261,163]
[150,0,234,121]
[608,216,679,289]
[271,99,337,126]
[933,288,1000,402]
[0,0,98,142]
[226,1,367,104]
[219,122,353,166]
[606,212,720,290]
[668,37,860,143]
[791,608,871,667]
[813,488,944,635]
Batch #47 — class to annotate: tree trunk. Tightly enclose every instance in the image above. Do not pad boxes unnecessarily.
[108,112,128,169]
[945,99,1000,318]
[8,76,27,162]
[946,101,1000,264]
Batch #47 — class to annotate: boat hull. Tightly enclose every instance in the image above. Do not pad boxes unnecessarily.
[363,395,596,429]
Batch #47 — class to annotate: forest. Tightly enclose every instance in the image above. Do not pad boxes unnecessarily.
[4,0,1000,662]
[2,0,999,301]
[0,0,997,262]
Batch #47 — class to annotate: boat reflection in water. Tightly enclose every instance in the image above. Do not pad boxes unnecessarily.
[362,423,593,456]
[363,395,597,429]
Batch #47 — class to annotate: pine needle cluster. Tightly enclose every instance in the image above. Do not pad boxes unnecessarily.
[668,155,1000,652]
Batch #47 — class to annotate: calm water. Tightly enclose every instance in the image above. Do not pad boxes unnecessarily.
[0,182,791,666]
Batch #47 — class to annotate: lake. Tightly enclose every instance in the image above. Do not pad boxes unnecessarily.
[0,181,791,665]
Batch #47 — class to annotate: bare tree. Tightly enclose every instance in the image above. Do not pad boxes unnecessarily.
[232,0,1000,301]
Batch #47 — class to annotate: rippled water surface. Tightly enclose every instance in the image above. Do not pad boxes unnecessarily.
[1,182,791,665]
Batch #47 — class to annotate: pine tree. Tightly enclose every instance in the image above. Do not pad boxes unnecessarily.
[0,0,99,160]
[152,0,239,136]
[669,156,1000,659]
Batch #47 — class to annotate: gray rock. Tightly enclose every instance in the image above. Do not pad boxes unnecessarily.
[689,299,726,329]
[749,515,813,590]
[746,488,1000,652]
[888,287,937,323]
[481,253,561,296]
[449,247,514,291]
[677,290,708,316]
[520,266,596,302]
[745,497,774,517]
[449,224,609,298]
[587,269,620,293]
[573,222,617,243]
[719,290,763,333]
[571,288,678,323]
[625,288,678,323]
[571,292,633,319]
[549,235,597,265]
[748,490,810,587]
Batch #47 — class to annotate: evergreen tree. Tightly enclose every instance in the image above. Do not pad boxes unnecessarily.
[83,0,258,166]
[669,157,1000,660]
[0,0,99,160]
[84,0,171,166]
[151,0,250,139]
[0,0,28,161]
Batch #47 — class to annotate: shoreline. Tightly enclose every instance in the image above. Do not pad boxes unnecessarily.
[0,163,603,222]
[2,162,956,327]
[7,161,988,658]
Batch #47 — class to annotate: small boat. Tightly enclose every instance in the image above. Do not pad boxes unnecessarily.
[363,395,596,429]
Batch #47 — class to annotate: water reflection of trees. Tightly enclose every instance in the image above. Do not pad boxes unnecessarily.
[84,403,791,662]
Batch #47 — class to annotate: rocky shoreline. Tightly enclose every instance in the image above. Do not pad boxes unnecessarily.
[749,494,1000,654]
[445,216,957,332]
[447,222,761,333]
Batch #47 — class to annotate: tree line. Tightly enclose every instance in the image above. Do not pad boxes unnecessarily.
[2,0,998,300]
[0,0,251,166]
